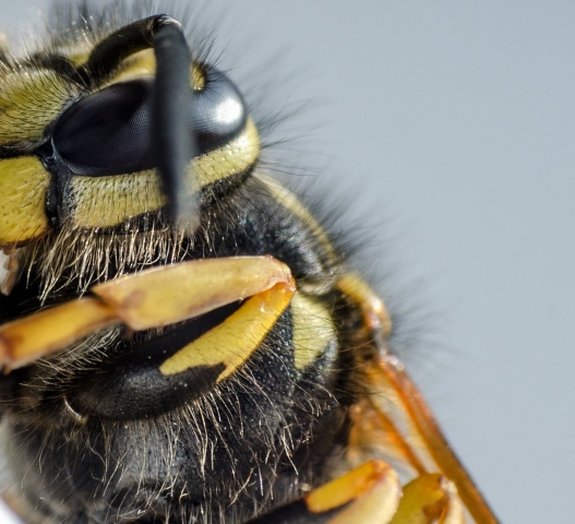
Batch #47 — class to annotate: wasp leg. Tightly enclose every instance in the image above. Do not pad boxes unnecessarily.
[248,460,401,524]
[348,355,498,524]
[336,274,498,523]
[0,255,294,372]
[0,298,116,373]
[390,474,464,524]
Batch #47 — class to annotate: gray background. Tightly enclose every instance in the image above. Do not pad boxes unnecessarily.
[1,2,573,523]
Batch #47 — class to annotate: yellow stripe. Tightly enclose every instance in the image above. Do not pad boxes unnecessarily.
[0,70,73,143]
[107,49,205,90]
[71,169,165,228]
[71,118,260,228]
[291,293,336,370]
[159,283,293,379]
[0,156,50,246]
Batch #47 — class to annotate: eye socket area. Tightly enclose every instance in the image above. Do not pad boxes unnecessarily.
[49,65,248,178]
[0,16,262,242]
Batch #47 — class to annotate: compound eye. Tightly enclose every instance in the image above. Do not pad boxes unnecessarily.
[51,65,247,178]
[52,80,152,176]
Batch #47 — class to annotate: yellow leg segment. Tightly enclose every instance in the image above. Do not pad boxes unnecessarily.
[336,272,497,524]
[306,460,400,522]
[0,298,115,372]
[91,255,293,330]
[159,282,294,379]
[248,460,401,524]
[0,256,295,372]
[390,474,464,524]
[249,461,465,524]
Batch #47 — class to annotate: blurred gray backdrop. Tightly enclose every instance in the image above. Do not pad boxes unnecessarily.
[1,2,573,523]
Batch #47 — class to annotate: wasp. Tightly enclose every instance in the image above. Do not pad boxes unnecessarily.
[0,1,497,522]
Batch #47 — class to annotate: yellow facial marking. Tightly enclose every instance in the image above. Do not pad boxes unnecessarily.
[0,156,50,246]
[0,70,74,143]
[192,117,260,185]
[191,63,205,91]
[159,282,294,378]
[110,49,205,90]
[291,293,336,370]
[109,49,156,84]
[71,170,165,228]
[71,118,260,228]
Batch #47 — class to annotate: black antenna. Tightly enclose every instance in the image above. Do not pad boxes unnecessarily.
[81,15,197,228]
[151,17,196,227]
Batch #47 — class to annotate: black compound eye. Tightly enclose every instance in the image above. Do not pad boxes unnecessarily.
[52,80,152,176]
[50,66,247,177]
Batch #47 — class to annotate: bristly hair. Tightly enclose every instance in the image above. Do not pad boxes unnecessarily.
[0,3,432,523]
[43,0,220,65]
[4,306,330,522]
